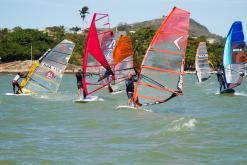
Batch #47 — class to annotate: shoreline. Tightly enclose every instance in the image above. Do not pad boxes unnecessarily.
[0,60,80,74]
[0,60,216,74]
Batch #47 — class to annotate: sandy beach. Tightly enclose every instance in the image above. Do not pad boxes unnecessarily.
[0,60,80,74]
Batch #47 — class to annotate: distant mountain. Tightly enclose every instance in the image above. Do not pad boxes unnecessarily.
[116,17,224,43]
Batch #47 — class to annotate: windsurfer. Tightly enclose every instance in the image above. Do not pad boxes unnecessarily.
[76,69,86,99]
[98,69,113,82]
[229,72,245,89]
[12,72,26,94]
[125,72,138,106]
[216,66,225,92]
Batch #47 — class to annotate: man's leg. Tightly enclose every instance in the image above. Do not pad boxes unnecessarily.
[129,92,134,106]
[12,84,15,94]
[83,88,86,99]
[77,88,80,97]
[16,83,22,94]
[127,98,131,106]
[77,83,81,97]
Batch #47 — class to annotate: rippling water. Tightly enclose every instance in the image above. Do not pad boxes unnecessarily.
[0,74,247,164]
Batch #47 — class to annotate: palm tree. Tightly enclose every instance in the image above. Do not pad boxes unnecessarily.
[79,6,89,30]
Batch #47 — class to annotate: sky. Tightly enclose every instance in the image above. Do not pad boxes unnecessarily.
[0,0,247,38]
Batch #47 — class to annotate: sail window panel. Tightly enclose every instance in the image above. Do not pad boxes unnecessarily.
[225,64,245,84]
[198,63,210,69]
[137,83,174,104]
[95,14,110,31]
[52,43,74,55]
[44,51,70,65]
[143,50,182,72]
[162,15,189,34]
[115,56,134,71]
[26,76,57,93]
[98,30,114,62]
[140,67,180,93]
[197,59,209,64]
[198,49,207,55]
[25,82,49,93]
[153,33,187,53]
[231,43,245,64]
[113,56,136,90]
[85,54,112,94]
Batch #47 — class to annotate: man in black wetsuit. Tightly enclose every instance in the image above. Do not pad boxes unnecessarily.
[216,67,225,92]
[76,69,86,99]
[125,72,138,106]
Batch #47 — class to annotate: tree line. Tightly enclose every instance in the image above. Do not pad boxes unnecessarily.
[0,26,86,65]
[0,26,246,70]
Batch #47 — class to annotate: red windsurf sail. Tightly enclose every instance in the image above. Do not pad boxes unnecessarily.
[134,7,190,106]
[82,13,115,96]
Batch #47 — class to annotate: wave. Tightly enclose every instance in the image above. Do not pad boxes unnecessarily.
[234,92,247,96]
[33,92,74,102]
[168,118,197,132]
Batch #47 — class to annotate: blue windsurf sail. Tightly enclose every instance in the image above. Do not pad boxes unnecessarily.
[223,21,245,90]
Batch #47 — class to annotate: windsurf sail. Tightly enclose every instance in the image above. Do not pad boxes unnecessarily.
[223,21,245,90]
[20,40,75,94]
[82,13,115,96]
[195,42,210,82]
[134,7,190,106]
[99,31,116,66]
[110,35,137,92]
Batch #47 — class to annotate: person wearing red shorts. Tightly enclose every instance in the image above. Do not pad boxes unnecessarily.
[12,73,25,94]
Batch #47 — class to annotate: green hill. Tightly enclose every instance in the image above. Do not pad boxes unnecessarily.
[116,17,224,43]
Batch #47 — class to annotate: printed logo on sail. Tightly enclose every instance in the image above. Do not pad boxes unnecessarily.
[233,48,242,52]
[174,36,183,50]
[45,71,55,80]
[42,63,62,73]
[59,44,68,52]
[104,39,116,61]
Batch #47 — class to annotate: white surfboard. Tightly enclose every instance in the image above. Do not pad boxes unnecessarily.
[74,96,99,103]
[116,105,153,112]
[111,90,124,95]
[5,93,31,96]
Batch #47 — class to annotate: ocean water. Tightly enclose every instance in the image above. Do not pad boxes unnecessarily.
[0,74,247,164]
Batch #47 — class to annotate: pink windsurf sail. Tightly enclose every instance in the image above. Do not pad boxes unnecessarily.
[82,13,115,96]
[134,7,190,106]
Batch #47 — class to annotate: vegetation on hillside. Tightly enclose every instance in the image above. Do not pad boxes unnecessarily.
[1,24,245,71]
